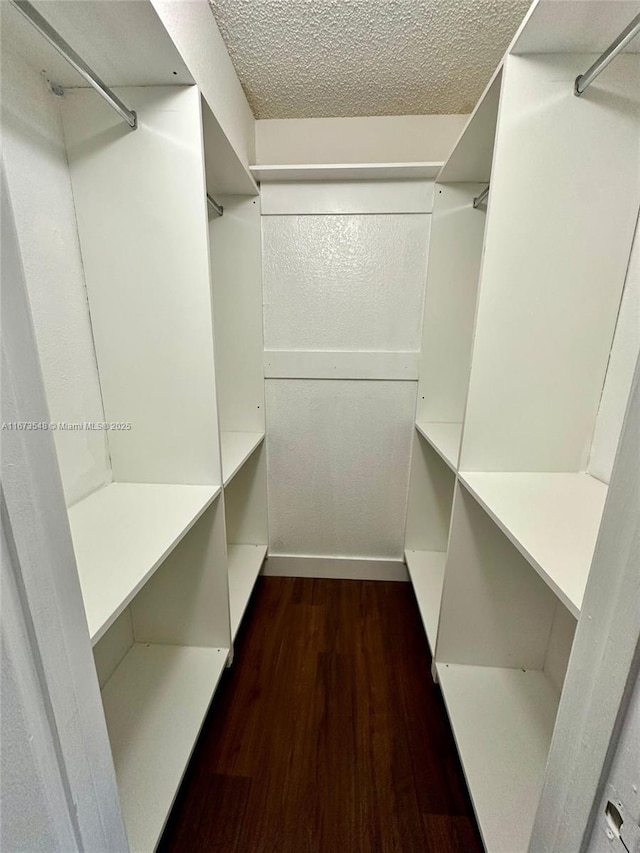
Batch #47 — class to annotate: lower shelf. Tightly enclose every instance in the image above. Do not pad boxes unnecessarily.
[228,544,267,640]
[437,663,559,853]
[404,549,446,653]
[101,643,228,853]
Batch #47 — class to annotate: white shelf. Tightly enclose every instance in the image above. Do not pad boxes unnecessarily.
[68,482,221,645]
[101,643,228,853]
[415,421,462,471]
[228,543,267,639]
[221,431,265,486]
[404,550,446,653]
[250,162,443,182]
[458,472,607,617]
[438,663,559,853]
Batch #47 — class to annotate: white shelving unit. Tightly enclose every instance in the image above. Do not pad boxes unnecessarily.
[69,482,221,643]
[101,643,228,852]
[415,421,462,472]
[438,663,559,853]
[458,472,606,616]
[404,6,640,852]
[221,431,265,486]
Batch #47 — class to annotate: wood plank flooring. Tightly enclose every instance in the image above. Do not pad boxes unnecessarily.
[159,577,483,853]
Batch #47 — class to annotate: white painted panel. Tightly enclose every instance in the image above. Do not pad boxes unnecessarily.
[263,555,407,582]
[150,0,255,168]
[461,53,640,471]
[589,211,640,484]
[224,442,268,546]
[264,350,419,380]
[62,86,221,485]
[404,432,456,552]
[404,550,447,653]
[1,0,193,88]
[209,195,264,431]
[417,183,487,423]
[261,180,434,215]
[512,1,640,55]
[92,609,134,690]
[252,164,442,182]
[438,71,502,183]
[263,214,430,352]
[255,115,467,165]
[436,484,559,670]
[131,499,230,649]
[2,47,110,506]
[265,379,416,559]
[543,603,576,696]
[228,544,267,638]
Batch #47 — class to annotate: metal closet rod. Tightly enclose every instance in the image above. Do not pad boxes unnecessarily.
[575,12,640,96]
[9,0,137,129]
[207,194,224,217]
[473,185,490,209]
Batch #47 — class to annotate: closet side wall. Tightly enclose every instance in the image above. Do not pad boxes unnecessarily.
[1,46,111,507]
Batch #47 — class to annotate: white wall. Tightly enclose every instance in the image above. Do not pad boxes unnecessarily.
[1,45,111,507]
[588,210,640,484]
[255,114,468,165]
[262,181,431,564]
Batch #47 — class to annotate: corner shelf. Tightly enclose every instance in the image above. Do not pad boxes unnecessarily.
[228,544,268,640]
[101,643,228,853]
[221,431,265,486]
[437,663,559,853]
[458,472,607,616]
[404,550,446,653]
[68,482,221,644]
[415,421,462,471]
[250,162,444,182]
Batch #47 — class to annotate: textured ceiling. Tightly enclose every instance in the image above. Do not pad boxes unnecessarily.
[208,0,532,119]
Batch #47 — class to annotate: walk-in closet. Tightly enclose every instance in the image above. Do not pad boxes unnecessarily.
[2,1,639,851]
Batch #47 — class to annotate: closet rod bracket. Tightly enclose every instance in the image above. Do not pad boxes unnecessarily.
[9,0,138,129]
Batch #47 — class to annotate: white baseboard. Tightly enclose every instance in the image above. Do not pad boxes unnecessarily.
[262,554,409,582]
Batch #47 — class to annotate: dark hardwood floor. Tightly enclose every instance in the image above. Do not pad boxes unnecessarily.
[159,577,483,853]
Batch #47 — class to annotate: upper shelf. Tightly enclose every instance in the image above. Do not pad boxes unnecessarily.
[68,481,220,644]
[458,472,607,616]
[250,162,444,182]
[221,431,265,486]
[415,421,462,472]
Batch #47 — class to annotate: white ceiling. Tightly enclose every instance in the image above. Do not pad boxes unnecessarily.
[208,0,532,119]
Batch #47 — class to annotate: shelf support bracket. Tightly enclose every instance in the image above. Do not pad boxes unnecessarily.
[473,185,490,209]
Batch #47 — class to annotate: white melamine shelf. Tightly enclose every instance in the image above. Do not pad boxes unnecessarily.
[415,421,462,471]
[250,162,443,182]
[404,550,446,652]
[458,472,607,617]
[228,543,268,639]
[221,431,265,486]
[101,643,228,853]
[68,482,221,645]
[437,663,559,853]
